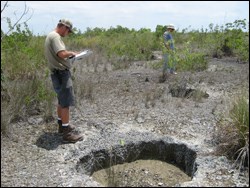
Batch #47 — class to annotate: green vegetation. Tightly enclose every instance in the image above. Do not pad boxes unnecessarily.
[215,91,249,170]
[1,6,249,170]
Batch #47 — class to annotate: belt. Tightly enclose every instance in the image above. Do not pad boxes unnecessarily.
[52,69,69,73]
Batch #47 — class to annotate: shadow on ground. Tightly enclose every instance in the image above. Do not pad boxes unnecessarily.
[35,132,66,150]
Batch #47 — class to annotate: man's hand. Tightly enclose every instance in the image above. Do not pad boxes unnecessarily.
[57,50,78,59]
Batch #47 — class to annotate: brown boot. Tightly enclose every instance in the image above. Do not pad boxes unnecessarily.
[62,125,83,143]
[63,131,83,143]
[58,122,75,134]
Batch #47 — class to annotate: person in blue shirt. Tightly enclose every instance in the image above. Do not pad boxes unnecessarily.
[162,24,177,75]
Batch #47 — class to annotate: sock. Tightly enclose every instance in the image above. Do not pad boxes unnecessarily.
[62,123,69,128]
[57,118,62,125]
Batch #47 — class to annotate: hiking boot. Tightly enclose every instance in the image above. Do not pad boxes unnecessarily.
[58,120,75,134]
[59,124,76,134]
[63,131,83,143]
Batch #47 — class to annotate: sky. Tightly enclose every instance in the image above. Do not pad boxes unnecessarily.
[1,1,249,35]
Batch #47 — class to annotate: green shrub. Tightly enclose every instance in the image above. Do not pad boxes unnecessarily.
[215,92,249,170]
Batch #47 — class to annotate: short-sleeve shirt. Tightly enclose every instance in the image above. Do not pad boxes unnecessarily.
[163,31,174,50]
[44,31,72,71]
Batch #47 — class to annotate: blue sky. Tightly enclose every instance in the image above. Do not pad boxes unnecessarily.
[1,1,249,35]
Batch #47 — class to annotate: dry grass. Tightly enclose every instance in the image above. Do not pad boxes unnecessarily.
[215,91,249,171]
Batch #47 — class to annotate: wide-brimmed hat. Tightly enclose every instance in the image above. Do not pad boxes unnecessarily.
[167,24,175,30]
[59,19,73,33]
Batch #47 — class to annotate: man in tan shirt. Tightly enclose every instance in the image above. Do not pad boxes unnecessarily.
[45,19,83,143]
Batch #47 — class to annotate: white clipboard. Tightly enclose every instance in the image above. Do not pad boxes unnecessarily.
[67,50,93,64]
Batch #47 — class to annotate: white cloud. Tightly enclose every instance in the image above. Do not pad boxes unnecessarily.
[1,1,249,35]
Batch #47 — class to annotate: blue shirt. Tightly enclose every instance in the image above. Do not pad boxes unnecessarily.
[163,31,174,50]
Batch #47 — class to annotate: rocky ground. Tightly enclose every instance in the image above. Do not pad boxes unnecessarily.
[1,55,249,187]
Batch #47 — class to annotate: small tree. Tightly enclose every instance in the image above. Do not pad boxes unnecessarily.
[1,1,33,41]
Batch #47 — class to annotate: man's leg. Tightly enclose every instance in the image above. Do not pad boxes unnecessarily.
[172,53,177,74]
[57,104,62,125]
[59,105,82,143]
[57,104,62,132]
[163,53,169,74]
[57,104,62,120]
[61,106,69,125]
[58,70,82,143]
[57,105,75,134]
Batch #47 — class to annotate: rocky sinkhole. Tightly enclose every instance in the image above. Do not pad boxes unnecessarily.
[168,81,209,99]
[76,135,197,186]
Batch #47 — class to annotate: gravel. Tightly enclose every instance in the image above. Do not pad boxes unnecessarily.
[1,56,249,187]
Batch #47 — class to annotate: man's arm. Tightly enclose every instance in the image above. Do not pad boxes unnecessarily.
[57,50,77,59]
[164,40,171,50]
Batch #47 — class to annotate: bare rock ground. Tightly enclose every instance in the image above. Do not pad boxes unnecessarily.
[1,56,249,187]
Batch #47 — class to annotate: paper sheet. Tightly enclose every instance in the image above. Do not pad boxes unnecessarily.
[67,50,93,64]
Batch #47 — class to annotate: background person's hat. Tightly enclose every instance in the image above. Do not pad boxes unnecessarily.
[59,19,74,33]
[166,24,175,30]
